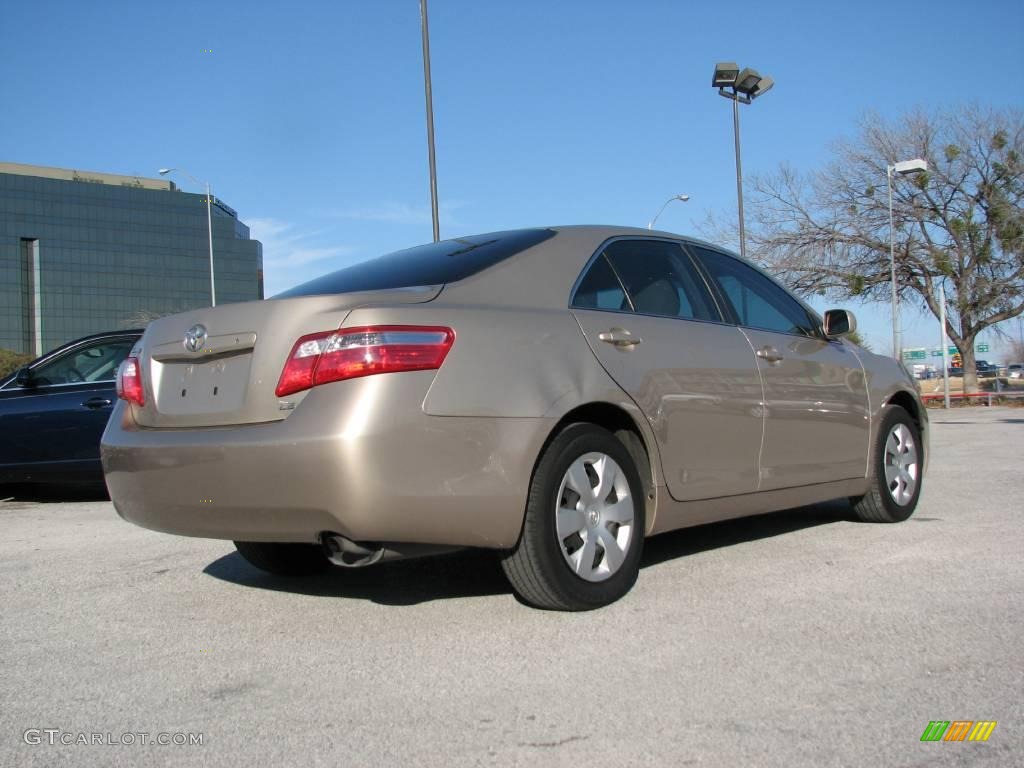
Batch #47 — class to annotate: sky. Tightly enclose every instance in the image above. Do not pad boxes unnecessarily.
[2,0,1023,357]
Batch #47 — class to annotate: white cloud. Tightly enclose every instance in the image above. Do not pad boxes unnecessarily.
[246,217,358,296]
[247,217,353,268]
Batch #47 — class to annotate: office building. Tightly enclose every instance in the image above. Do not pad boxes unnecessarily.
[0,161,263,355]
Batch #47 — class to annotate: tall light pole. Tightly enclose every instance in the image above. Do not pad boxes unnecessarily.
[939,282,951,409]
[712,62,774,261]
[159,167,216,307]
[647,194,690,230]
[419,0,440,243]
[886,157,928,359]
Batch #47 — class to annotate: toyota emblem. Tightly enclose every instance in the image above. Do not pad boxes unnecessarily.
[184,324,207,353]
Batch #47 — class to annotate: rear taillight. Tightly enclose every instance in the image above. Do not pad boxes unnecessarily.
[116,356,145,406]
[275,325,455,397]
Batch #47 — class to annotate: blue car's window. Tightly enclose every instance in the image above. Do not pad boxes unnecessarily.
[30,339,136,386]
[275,228,555,298]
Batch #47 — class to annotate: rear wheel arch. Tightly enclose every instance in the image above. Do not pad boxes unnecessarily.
[535,402,656,523]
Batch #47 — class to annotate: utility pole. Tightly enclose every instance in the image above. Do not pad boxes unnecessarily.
[940,283,950,409]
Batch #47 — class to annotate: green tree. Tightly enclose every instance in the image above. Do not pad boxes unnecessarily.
[719,106,1023,393]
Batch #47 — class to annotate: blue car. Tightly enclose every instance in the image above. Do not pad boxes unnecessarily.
[0,330,141,489]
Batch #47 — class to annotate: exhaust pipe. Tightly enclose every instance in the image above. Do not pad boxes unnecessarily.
[320,533,460,568]
[322,534,385,568]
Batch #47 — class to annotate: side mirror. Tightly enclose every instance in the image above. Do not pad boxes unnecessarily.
[14,366,35,388]
[823,309,857,339]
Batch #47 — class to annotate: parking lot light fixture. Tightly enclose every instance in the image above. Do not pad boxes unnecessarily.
[887,157,928,358]
[647,194,691,230]
[711,61,774,260]
[711,62,740,88]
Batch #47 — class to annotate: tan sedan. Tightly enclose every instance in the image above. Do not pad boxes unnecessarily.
[102,226,927,610]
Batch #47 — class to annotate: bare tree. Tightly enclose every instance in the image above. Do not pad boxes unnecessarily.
[1008,337,1024,365]
[714,106,1023,393]
[121,309,174,329]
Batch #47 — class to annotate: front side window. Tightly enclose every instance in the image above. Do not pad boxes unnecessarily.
[30,338,136,386]
[603,240,720,322]
[691,246,818,338]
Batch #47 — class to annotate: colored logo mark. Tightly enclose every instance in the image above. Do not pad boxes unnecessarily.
[920,721,997,742]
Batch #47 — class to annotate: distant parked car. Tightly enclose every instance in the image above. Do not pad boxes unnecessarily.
[0,330,142,488]
[1009,364,1023,379]
[976,360,997,378]
[948,366,963,377]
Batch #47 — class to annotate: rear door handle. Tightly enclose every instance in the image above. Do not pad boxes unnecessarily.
[598,328,642,348]
[82,397,113,409]
[755,346,784,364]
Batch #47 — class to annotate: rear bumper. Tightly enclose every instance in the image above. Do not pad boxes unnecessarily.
[101,372,553,548]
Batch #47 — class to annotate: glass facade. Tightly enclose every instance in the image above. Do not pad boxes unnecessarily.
[0,166,263,355]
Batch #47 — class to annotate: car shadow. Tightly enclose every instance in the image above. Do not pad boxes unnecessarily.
[640,499,853,569]
[0,483,109,503]
[203,499,855,607]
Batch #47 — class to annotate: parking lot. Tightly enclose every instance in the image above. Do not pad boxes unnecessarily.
[1,407,1021,767]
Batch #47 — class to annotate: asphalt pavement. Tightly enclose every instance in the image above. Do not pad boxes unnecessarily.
[1,407,1021,767]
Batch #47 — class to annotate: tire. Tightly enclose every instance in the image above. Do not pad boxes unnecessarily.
[501,423,646,610]
[233,541,332,577]
[850,406,923,523]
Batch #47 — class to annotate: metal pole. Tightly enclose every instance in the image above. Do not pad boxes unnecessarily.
[205,181,216,306]
[732,97,746,260]
[888,165,899,360]
[940,283,950,409]
[419,0,440,243]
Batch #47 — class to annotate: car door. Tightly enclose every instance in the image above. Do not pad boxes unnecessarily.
[689,245,870,491]
[0,335,137,478]
[571,238,764,501]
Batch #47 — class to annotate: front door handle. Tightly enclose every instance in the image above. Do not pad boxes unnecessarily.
[598,328,642,349]
[755,346,784,364]
[82,397,113,409]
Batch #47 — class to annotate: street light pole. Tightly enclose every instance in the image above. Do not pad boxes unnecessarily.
[647,194,690,230]
[159,168,217,307]
[711,63,773,262]
[419,0,440,243]
[939,283,950,409]
[888,165,897,359]
[886,158,928,360]
[205,180,216,307]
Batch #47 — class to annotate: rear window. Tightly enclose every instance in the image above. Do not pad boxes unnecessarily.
[274,228,556,298]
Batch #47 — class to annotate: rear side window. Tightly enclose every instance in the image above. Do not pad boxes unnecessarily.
[571,255,628,311]
[691,246,818,338]
[602,240,720,322]
[275,228,555,298]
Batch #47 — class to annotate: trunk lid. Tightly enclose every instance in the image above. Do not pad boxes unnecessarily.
[132,286,441,428]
